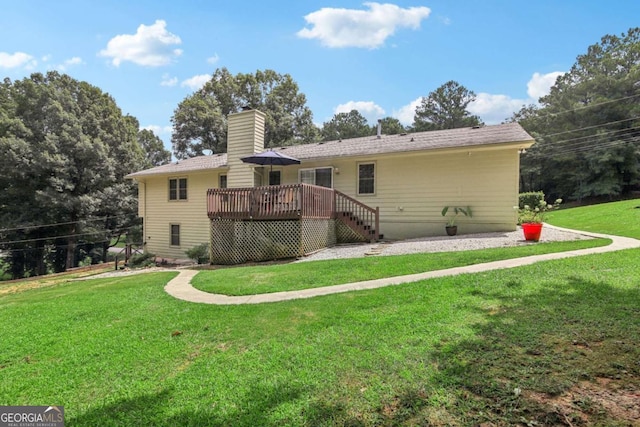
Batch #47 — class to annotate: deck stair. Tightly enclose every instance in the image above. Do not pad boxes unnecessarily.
[334,190,379,243]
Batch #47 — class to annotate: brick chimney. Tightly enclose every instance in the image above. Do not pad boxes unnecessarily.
[226,108,266,188]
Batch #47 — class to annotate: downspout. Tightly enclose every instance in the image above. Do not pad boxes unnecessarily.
[142,180,147,252]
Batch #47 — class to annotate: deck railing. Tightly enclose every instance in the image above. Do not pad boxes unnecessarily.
[207,183,335,220]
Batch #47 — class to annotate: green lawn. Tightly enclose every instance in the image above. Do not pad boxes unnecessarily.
[546,198,640,238]
[1,250,639,426]
[2,200,639,425]
[192,239,609,296]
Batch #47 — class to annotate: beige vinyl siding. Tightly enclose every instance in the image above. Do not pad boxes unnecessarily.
[226,110,265,188]
[135,145,523,256]
[280,146,520,239]
[139,171,217,259]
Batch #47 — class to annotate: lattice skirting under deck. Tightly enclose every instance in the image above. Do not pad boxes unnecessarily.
[210,218,337,264]
[336,220,369,243]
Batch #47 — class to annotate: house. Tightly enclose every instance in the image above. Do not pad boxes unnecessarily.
[126,109,534,263]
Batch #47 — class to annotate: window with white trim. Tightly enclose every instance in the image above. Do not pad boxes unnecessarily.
[170,224,180,246]
[358,163,375,195]
[298,167,333,188]
[169,178,187,200]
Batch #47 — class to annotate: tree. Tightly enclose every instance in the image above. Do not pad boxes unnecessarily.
[171,68,318,158]
[517,27,640,201]
[0,72,145,278]
[138,127,171,167]
[374,117,406,135]
[412,80,483,131]
[320,110,373,141]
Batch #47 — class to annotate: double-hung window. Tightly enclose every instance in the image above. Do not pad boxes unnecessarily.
[298,167,333,188]
[169,178,187,201]
[358,163,375,195]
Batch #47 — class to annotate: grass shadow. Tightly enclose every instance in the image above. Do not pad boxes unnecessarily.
[69,382,307,426]
[422,273,640,425]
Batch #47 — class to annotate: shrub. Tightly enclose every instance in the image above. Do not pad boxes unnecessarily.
[128,252,156,268]
[519,191,545,209]
[185,243,209,264]
[515,192,562,224]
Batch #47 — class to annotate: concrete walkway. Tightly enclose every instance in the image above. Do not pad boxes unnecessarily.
[164,225,640,305]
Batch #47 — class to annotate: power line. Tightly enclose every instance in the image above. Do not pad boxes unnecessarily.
[554,139,639,156]
[0,239,112,255]
[540,116,640,138]
[536,93,640,118]
[0,214,132,233]
[0,225,139,246]
[542,124,640,146]
[542,135,639,156]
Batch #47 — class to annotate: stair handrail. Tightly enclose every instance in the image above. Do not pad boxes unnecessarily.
[334,190,379,241]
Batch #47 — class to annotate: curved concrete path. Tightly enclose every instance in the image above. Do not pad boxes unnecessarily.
[164,225,640,305]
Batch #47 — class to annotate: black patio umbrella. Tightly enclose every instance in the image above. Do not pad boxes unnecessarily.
[240,150,301,171]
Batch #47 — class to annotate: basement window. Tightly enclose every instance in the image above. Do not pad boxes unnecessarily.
[170,224,180,247]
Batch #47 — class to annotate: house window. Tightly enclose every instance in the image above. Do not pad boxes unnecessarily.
[269,170,281,186]
[298,167,333,188]
[219,174,227,189]
[169,178,187,200]
[170,224,180,246]
[358,163,375,195]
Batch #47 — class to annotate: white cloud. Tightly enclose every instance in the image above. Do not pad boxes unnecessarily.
[143,124,172,135]
[99,20,182,67]
[335,100,385,122]
[394,71,567,126]
[58,56,84,71]
[468,93,528,124]
[207,54,220,64]
[527,71,564,100]
[297,2,431,49]
[160,73,178,87]
[0,51,37,69]
[41,54,52,62]
[392,97,422,125]
[181,74,211,90]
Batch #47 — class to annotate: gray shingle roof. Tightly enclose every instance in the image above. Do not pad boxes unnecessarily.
[280,122,532,160]
[127,122,533,178]
[126,153,227,178]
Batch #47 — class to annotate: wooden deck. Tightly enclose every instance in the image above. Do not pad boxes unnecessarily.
[207,183,334,220]
[207,183,380,242]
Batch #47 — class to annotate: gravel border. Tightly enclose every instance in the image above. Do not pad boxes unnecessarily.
[294,226,593,262]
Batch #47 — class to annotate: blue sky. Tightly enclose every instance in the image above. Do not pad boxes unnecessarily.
[2,1,639,152]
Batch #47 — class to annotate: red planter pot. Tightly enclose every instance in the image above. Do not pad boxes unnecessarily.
[522,223,543,241]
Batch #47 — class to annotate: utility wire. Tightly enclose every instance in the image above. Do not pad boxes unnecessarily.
[0,225,139,246]
[541,124,640,146]
[541,135,639,156]
[0,214,132,233]
[540,116,640,138]
[534,93,640,118]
